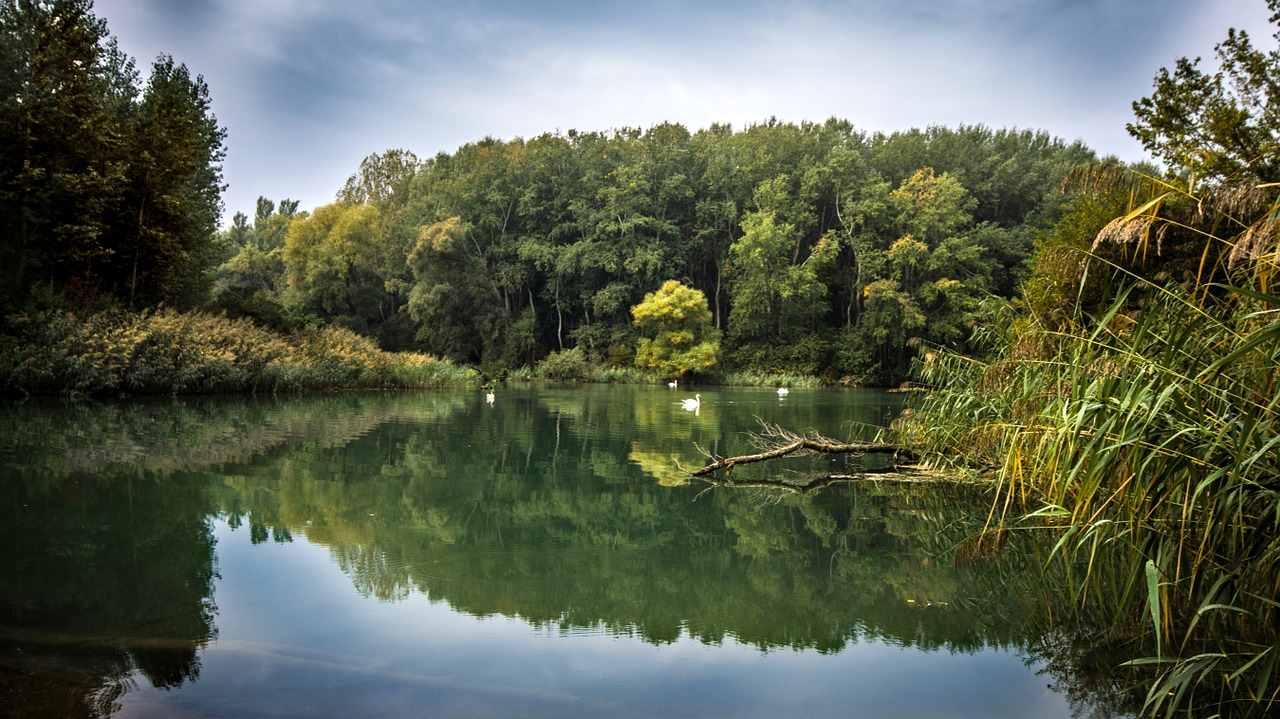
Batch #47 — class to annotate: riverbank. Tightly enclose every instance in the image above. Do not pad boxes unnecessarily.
[0,309,478,397]
[0,309,852,399]
[893,277,1280,717]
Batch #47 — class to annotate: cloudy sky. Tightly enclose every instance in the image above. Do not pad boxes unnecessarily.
[90,0,1273,223]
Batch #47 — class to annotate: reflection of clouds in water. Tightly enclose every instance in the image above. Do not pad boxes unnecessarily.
[123,576,1074,719]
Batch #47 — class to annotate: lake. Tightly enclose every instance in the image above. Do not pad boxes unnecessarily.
[0,385,1134,718]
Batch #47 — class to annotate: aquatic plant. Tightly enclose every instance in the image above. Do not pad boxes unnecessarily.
[899,165,1280,717]
[717,370,824,388]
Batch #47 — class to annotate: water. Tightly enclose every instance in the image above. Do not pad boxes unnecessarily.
[0,386,1132,718]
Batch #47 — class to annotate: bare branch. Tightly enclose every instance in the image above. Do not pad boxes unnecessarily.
[687,421,918,478]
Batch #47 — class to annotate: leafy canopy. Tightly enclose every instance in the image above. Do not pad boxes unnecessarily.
[632,280,721,378]
[1129,0,1280,184]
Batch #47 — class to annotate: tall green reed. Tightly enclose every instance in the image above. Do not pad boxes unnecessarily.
[900,165,1280,717]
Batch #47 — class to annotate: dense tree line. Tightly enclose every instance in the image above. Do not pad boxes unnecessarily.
[216,123,1094,384]
[0,1,1097,385]
[0,0,226,313]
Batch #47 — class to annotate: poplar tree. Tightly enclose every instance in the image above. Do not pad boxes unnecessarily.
[0,1,225,312]
[0,0,120,311]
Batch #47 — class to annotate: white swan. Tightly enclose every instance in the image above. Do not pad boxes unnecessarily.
[681,393,701,411]
[668,379,678,389]
[777,387,789,396]
[485,391,495,405]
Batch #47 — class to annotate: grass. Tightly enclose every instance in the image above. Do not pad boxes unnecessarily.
[717,369,825,388]
[896,166,1280,718]
[0,308,477,397]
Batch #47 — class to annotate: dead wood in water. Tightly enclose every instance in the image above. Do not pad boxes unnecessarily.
[686,421,925,491]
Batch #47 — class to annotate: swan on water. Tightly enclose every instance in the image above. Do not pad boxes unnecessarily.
[777,387,789,396]
[681,393,701,411]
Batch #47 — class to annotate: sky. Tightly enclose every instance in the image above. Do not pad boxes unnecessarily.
[90,0,1276,224]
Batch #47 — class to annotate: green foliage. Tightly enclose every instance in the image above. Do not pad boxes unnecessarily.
[0,0,120,313]
[0,308,475,396]
[283,202,391,333]
[632,279,721,378]
[114,55,227,308]
[379,120,1088,382]
[0,1,225,313]
[727,176,839,352]
[1129,0,1280,185]
[200,116,1092,382]
[208,197,299,329]
[535,346,591,381]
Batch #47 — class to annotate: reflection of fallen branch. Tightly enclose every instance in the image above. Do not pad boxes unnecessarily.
[688,439,913,476]
[691,468,957,494]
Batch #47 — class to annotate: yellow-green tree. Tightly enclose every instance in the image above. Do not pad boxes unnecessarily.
[632,280,721,379]
[282,202,390,333]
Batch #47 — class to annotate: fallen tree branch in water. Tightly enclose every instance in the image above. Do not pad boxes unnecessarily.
[687,439,913,476]
[686,421,920,481]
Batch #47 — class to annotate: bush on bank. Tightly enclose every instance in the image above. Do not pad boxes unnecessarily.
[0,309,477,397]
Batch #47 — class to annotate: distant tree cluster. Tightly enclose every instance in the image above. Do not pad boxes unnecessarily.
[0,0,226,313]
[216,124,1094,384]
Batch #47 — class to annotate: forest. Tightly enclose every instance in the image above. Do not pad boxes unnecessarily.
[0,1,1098,389]
[4,0,1280,715]
[211,122,1095,385]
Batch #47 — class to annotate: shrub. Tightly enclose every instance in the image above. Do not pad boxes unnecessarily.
[0,309,475,396]
[535,347,590,381]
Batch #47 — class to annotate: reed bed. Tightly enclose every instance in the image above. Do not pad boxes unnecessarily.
[900,278,1280,717]
[0,308,477,396]
[897,164,1280,717]
[718,370,825,388]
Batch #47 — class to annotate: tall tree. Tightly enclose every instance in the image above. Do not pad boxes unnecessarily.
[209,197,297,327]
[406,216,506,364]
[0,2,225,312]
[282,202,390,332]
[0,0,122,311]
[112,55,225,308]
[728,176,838,369]
[1129,0,1280,185]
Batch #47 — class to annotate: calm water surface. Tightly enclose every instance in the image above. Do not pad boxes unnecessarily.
[0,385,1130,718]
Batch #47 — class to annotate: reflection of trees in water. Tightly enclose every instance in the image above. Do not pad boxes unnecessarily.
[203,399,1045,653]
[217,397,1140,715]
[0,391,1141,717]
[0,474,217,718]
[0,392,471,480]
